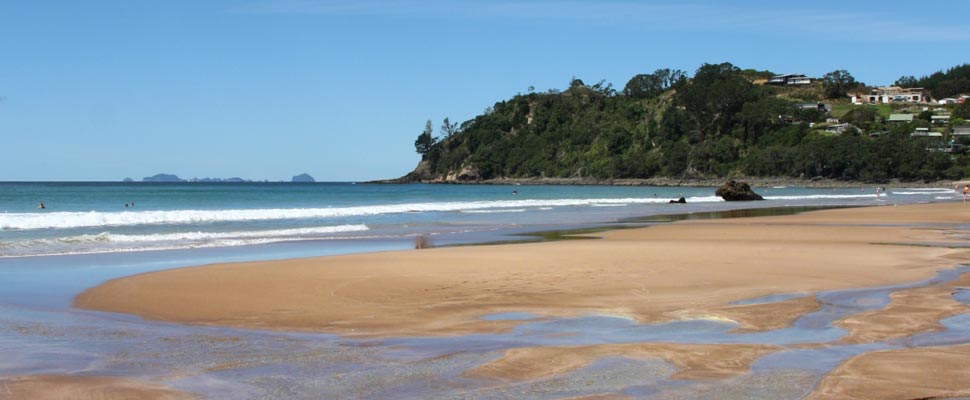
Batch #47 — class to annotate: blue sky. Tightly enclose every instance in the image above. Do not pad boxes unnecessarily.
[2,1,969,181]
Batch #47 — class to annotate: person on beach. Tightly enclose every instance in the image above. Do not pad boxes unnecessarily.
[669,193,686,204]
[964,185,969,203]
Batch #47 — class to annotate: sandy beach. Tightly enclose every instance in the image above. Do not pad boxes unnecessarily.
[0,375,195,400]
[73,202,970,398]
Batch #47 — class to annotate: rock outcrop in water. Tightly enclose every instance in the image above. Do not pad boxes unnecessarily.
[716,180,764,201]
[291,173,316,183]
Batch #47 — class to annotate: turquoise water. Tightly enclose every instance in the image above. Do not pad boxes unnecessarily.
[0,182,957,257]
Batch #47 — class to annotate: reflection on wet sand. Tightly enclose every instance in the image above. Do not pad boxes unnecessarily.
[4,203,970,398]
[0,375,194,400]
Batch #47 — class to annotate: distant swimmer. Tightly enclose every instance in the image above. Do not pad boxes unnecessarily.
[125,203,129,208]
[512,190,518,195]
[37,202,45,209]
[668,193,686,204]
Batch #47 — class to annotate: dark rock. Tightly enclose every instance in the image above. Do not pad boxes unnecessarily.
[715,180,764,201]
[291,173,315,183]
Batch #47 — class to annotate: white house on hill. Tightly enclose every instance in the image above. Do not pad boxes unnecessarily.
[851,87,928,104]
[768,74,812,85]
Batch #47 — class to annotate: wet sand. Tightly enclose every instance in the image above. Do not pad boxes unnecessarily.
[75,203,964,339]
[0,375,194,400]
[807,344,970,400]
[465,343,780,381]
[836,273,970,344]
[71,202,970,397]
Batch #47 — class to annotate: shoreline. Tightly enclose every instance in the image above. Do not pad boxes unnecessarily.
[75,202,967,338]
[59,201,970,398]
[371,176,961,188]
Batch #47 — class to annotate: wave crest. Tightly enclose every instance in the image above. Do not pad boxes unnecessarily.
[0,198,723,230]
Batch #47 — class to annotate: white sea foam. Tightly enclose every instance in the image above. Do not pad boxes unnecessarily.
[891,191,955,195]
[2,224,368,247]
[460,209,527,214]
[1,192,913,231]
[0,225,371,257]
[0,238,313,258]
[0,198,721,230]
[763,194,876,200]
[95,224,369,243]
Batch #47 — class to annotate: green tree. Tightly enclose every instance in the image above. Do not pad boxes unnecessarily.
[410,62,970,183]
[898,64,970,99]
[440,117,458,138]
[677,62,755,138]
[414,119,436,156]
[953,102,970,120]
[623,69,686,99]
[822,70,857,99]
[894,75,917,87]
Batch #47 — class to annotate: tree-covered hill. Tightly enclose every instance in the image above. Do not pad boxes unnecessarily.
[895,64,970,100]
[401,62,970,184]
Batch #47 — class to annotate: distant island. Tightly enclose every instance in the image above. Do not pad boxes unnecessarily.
[393,62,970,184]
[291,173,315,183]
[133,173,314,183]
[142,173,184,183]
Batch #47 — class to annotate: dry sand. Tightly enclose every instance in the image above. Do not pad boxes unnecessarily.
[0,375,194,400]
[72,202,970,398]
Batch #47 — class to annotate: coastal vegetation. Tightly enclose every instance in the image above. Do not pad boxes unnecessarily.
[895,64,970,100]
[408,62,970,183]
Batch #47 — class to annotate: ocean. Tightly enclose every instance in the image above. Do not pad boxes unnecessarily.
[0,182,960,258]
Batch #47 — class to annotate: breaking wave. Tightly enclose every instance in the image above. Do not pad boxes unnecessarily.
[1,198,724,230]
[763,194,877,200]
[83,224,368,243]
[0,224,370,257]
[1,190,931,231]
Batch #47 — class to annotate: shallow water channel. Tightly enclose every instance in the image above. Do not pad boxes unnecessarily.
[2,225,970,398]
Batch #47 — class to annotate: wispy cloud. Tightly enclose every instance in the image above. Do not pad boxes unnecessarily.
[233,0,970,42]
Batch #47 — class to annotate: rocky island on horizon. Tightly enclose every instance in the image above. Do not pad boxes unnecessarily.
[130,173,316,183]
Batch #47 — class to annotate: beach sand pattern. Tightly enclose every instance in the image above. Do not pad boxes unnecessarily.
[3,196,970,398]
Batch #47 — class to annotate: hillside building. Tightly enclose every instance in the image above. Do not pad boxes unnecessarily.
[767,74,813,85]
[953,125,970,137]
[888,113,915,123]
[931,114,950,125]
[851,87,929,104]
